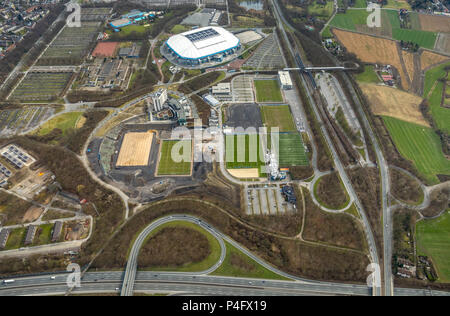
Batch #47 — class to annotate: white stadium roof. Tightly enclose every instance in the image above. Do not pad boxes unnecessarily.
[166,26,240,60]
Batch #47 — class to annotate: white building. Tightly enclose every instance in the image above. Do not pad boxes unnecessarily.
[278,71,293,90]
[151,88,168,112]
[165,26,241,66]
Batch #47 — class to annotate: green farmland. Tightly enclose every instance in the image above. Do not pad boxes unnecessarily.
[416,210,450,283]
[329,9,436,48]
[157,140,192,176]
[382,116,450,184]
[254,80,283,103]
[260,105,296,132]
[423,62,450,134]
[225,134,265,173]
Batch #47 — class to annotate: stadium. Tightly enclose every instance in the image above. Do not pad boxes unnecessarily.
[162,26,242,68]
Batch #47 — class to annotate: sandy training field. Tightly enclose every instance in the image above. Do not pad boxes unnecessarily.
[227,168,259,178]
[360,83,429,127]
[116,132,153,166]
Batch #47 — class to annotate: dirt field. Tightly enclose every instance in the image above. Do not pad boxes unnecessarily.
[333,29,409,89]
[402,51,415,85]
[116,132,153,166]
[418,14,450,33]
[22,206,44,223]
[434,33,450,56]
[360,83,429,127]
[420,50,450,71]
[227,168,259,178]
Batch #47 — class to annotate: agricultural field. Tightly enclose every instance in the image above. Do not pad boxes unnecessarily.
[423,62,450,134]
[157,140,192,176]
[333,29,411,90]
[416,210,450,283]
[225,134,265,174]
[0,107,54,136]
[10,72,73,102]
[38,22,100,65]
[329,9,437,48]
[253,79,283,102]
[382,116,450,183]
[260,105,296,132]
[420,51,450,72]
[35,112,83,136]
[418,14,450,33]
[360,83,428,127]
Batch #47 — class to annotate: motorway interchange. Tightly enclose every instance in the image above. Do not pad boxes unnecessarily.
[1,214,449,296]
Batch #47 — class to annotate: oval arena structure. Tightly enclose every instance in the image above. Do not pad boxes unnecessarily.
[164,26,241,67]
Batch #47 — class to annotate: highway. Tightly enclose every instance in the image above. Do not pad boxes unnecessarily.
[270,0,381,295]
[121,215,227,296]
[1,271,449,296]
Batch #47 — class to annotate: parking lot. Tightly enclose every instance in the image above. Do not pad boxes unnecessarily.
[244,184,296,215]
[224,103,262,129]
[231,75,254,103]
[0,107,54,136]
[243,32,286,70]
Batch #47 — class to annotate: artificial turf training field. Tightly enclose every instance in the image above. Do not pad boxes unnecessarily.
[416,210,450,283]
[157,140,192,175]
[382,116,450,184]
[260,105,296,132]
[270,133,309,167]
[225,134,265,174]
[254,79,283,103]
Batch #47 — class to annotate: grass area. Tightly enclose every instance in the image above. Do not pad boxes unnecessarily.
[416,210,450,283]
[308,0,334,18]
[382,116,450,184]
[115,24,149,36]
[139,221,222,272]
[35,112,83,136]
[34,224,54,246]
[4,227,26,250]
[211,241,290,280]
[157,140,192,175]
[355,65,380,83]
[225,134,266,175]
[385,0,412,9]
[329,10,368,31]
[260,105,296,132]
[170,24,190,34]
[254,80,283,103]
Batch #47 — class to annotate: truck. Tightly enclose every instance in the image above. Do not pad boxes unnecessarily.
[2,279,15,284]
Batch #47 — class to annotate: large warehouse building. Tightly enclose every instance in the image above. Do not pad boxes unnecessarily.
[163,26,241,67]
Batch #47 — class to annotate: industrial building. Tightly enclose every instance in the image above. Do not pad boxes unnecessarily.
[0,229,10,249]
[24,225,37,246]
[52,221,63,242]
[164,27,241,67]
[278,71,293,90]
